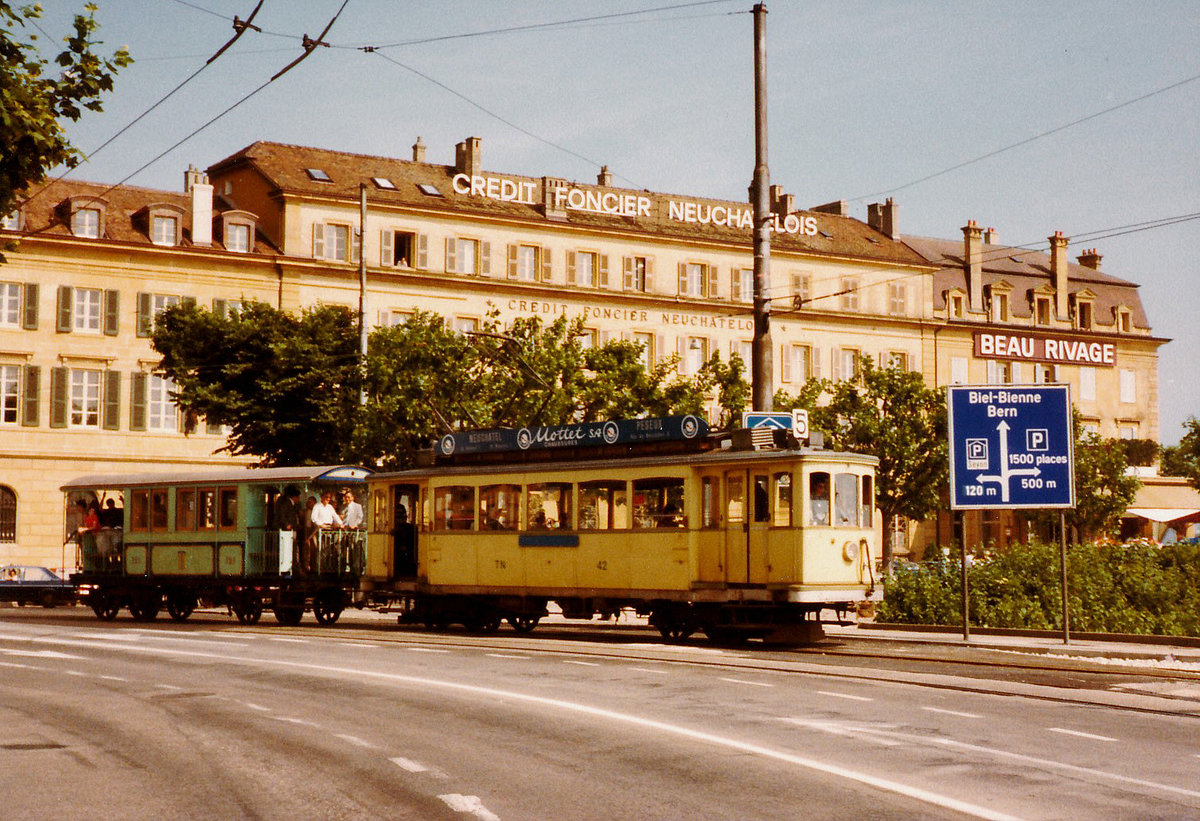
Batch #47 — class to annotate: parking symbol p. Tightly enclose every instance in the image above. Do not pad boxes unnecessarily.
[1027,429,1048,451]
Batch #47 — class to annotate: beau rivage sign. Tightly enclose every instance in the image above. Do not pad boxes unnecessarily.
[974,330,1117,368]
[451,173,821,237]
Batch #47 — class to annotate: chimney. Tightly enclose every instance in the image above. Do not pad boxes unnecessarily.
[983,227,998,244]
[1049,230,1069,319]
[811,200,848,216]
[1077,248,1102,270]
[777,192,794,217]
[185,165,212,247]
[597,165,613,186]
[868,198,899,240]
[769,184,784,211]
[454,136,481,177]
[963,220,983,313]
[541,176,567,220]
[412,136,426,163]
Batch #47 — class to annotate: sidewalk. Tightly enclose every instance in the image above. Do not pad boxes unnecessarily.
[825,621,1200,666]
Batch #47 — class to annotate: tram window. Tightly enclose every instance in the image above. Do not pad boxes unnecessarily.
[434,486,475,531]
[198,488,216,530]
[176,489,196,531]
[701,477,720,529]
[479,484,519,530]
[150,489,169,531]
[834,473,858,527]
[632,477,685,529]
[773,472,792,527]
[526,483,572,530]
[218,487,238,529]
[130,490,149,532]
[753,475,770,523]
[579,481,627,530]
[861,475,874,527]
[372,489,388,532]
[808,472,831,526]
[726,473,745,524]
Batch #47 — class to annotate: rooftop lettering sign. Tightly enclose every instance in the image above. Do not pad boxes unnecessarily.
[438,415,709,457]
[451,173,819,236]
[974,331,1116,367]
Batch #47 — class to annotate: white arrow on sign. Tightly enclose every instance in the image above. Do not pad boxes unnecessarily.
[973,420,1040,503]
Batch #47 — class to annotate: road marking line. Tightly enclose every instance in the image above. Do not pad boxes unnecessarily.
[720,677,773,688]
[243,702,271,712]
[272,716,320,727]
[268,637,309,644]
[1047,727,1117,742]
[2,649,85,659]
[485,653,530,660]
[390,756,429,773]
[0,661,35,670]
[336,734,375,748]
[340,642,378,648]
[438,793,501,821]
[64,670,88,677]
[155,683,182,691]
[630,667,670,675]
[563,660,600,667]
[99,675,127,682]
[921,706,981,719]
[406,647,450,654]
[793,719,1200,801]
[817,690,873,702]
[21,635,1026,820]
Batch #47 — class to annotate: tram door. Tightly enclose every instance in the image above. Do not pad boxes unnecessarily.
[724,470,770,585]
[392,484,419,579]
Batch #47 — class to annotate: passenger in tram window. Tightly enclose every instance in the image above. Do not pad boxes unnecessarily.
[530,510,549,530]
[809,474,830,526]
[657,503,683,528]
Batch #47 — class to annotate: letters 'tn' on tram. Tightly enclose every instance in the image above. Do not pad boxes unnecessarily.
[362,416,880,643]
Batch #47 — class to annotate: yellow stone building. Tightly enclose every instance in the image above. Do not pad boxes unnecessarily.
[0,137,1164,568]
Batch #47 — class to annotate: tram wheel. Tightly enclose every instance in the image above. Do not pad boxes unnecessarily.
[507,614,540,634]
[91,596,119,621]
[166,592,196,622]
[128,594,160,622]
[233,597,263,625]
[312,590,343,626]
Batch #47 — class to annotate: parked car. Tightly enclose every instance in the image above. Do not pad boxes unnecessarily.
[0,565,76,608]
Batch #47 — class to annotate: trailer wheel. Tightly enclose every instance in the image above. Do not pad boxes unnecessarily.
[128,596,160,622]
[166,591,196,622]
[507,614,540,634]
[312,590,343,626]
[233,597,263,625]
[91,594,119,621]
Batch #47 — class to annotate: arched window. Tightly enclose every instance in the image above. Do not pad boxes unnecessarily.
[0,485,15,542]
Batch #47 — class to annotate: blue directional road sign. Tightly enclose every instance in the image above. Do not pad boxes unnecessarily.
[947,384,1075,510]
[742,411,794,431]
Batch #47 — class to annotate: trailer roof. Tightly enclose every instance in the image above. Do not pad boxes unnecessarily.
[60,465,372,491]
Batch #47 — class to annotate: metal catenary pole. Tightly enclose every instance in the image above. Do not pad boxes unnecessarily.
[1059,511,1070,645]
[358,183,368,406]
[750,2,773,411]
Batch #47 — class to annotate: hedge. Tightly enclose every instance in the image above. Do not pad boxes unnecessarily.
[877,540,1200,636]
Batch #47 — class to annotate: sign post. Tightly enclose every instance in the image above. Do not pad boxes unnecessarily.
[947,385,1076,643]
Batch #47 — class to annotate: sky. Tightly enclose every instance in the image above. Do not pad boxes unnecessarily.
[30,0,1200,443]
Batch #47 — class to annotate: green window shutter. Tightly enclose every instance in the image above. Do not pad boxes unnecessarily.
[566,251,576,284]
[181,295,196,309]
[540,247,552,282]
[212,298,228,319]
[103,290,119,336]
[599,255,609,288]
[479,241,491,276]
[21,365,39,427]
[416,234,428,269]
[102,370,121,430]
[707,264,718,299]
[21,282,38,330]
[381,230,394,267]
[56,285,73,333]
[50,367,68,428]
[136,292,152,337]
[506,244,517,278]
[129,371,147,431]
[444,237,457,273]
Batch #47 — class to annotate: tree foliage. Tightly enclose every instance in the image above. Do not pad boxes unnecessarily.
[153,302,362,465]
[775,355,948,568]
[1,3,131,223]
[154,305,750,469]
[1160,416,1200,491]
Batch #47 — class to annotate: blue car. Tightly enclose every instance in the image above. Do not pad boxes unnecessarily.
[0,565,76,608]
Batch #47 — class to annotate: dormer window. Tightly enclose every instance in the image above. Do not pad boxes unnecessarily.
[1034,295,1052,325]
[947,291,964,319]
[71,207,100,238]
[1116,307,1132,333]
[986,283,1011,323]
[219,210,258,254]
[1076,299,1093,330]
[305,168,332,182]
[151,215,178,246]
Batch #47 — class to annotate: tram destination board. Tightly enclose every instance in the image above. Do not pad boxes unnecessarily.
[947,384,1075,510]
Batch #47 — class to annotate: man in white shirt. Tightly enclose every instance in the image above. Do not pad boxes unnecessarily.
[341,489,364,529]
[311,491,344,529]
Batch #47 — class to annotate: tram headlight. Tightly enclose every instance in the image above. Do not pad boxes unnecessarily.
[842,540,859,562]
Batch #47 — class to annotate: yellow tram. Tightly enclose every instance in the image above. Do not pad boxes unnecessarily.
[363,417,880,642]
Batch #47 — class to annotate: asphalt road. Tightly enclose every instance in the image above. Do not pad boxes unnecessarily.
[2,608,1199,820]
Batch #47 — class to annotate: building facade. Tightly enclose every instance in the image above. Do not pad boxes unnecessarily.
[0,137,1164,567]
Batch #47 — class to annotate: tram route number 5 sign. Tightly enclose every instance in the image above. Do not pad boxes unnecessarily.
[947,384,1075,510]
